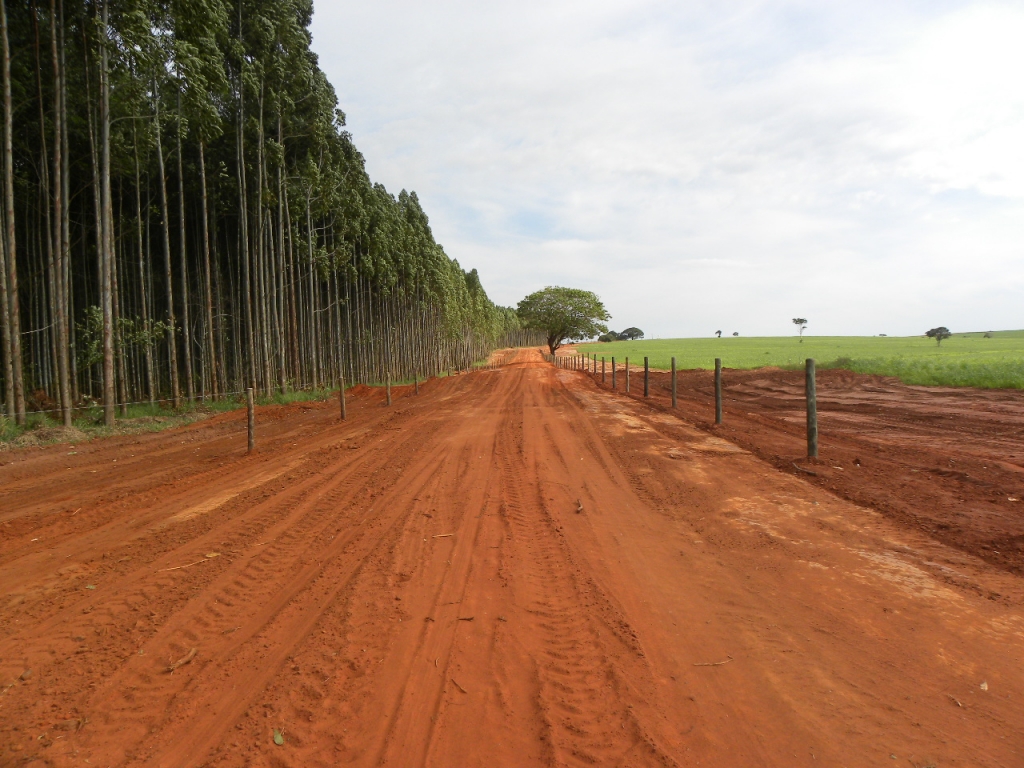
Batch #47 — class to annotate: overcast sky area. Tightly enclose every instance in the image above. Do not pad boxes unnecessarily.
[309,1,1024,338]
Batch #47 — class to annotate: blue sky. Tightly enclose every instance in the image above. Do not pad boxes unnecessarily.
[310,1,1024,338]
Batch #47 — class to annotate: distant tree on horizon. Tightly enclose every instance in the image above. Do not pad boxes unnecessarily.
[793,318,808,342]
[620,327,644,341]
[518,287,610,354]
[715,330,722,338]
[926,327,952,346]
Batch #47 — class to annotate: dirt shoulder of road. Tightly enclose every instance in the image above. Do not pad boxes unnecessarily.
[562,347,1024,580]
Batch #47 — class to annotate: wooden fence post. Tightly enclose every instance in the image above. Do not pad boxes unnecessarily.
[806,358,818,458]
[602,357,606,383]
[414,373,419,395]
[247,388,255,452]
[625,357,630,393]
[644,357,649,397]
[339,376,347,421]
[714,358,722,424]
[612,357,617,389]
[671,357,677,408]
[386,377,392,407]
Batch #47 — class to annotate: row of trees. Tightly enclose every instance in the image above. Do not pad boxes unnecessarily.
[0,0,534,428]
[597,327,642,343]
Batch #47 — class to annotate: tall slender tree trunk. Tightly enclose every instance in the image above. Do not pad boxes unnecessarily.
[305,195,319,389]
[98,0,115,426]
[274,120,287,393]
[284,184,298,383]
[153,89,180,408]
[32,3,60,409]
[176,86,193,401]
[59,0,74,404]
[212,213,227,394]
[255,85,271,394]
[0,168,10,419]
[133,124,155,403]
[112,215,128,416]
[83,25,101,399]
[237,65,254,390]
[198,140,217,398]
[49,0,70,425]
[0,0,19,423]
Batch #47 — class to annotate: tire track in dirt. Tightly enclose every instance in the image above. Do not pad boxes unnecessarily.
[479,365,679,766]
[0,390,445,763]
[0,397,380,598]
[79,409,453,766]
[125,440,457,765]
[0,411,412,634]
[199,367,517,766]
[0,393,415,610]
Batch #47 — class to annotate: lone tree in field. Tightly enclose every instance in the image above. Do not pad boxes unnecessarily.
[926,327,952,346]
[620,327,644,340]
[518,287,610,354]
[793,318,808,341]
[715,330,722,338]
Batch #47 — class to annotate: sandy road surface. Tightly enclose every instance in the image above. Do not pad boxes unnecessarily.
[1,349,1022,767]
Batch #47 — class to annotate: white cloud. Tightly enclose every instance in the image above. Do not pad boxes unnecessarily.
[311,0,1024,337]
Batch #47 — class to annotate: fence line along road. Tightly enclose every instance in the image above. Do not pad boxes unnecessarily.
[547,351,822,461]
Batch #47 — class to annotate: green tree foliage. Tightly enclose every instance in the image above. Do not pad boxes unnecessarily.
[517,287,609,354]
[598,327,643,342]
[926,327,952,346]
[0,0,534,420]
[793,318,807,341]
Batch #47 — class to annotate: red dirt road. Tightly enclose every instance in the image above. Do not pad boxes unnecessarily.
[1,349,1022,767]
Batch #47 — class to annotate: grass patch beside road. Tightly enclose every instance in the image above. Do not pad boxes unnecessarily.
[0,387,342,449]
[577,330,1024,389]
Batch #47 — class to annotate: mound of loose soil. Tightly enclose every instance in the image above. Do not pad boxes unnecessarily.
[3,425,88,450]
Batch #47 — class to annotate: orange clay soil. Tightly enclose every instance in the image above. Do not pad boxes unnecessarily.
[1,348,1022,767]
[573,352,1024,577]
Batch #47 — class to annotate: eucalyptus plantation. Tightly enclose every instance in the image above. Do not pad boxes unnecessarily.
[0,0,532,423]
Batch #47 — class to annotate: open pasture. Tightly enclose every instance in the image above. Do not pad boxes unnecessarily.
[579,330,1024,388]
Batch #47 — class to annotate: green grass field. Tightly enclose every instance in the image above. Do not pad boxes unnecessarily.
[577,330,1024,389]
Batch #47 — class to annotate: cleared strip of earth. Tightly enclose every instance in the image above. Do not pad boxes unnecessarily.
[1,348,1020,766]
